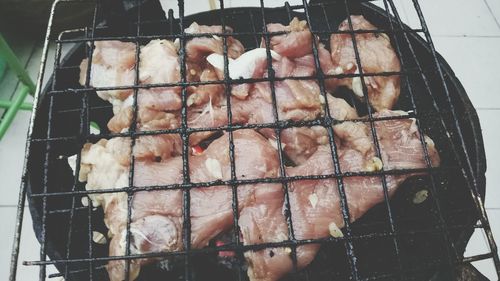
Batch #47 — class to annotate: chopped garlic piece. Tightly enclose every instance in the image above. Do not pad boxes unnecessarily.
[274,232,288,243]
[122,94,134,108]
[205,158,223,179]
[67,154,77,176]
[173,38,180,50]
[318,94,325,105]
[351,69,363,98]
[207,48,281,80]
[92,231,107,244]
[269,139,278,150]
[413,189,429,204]
[268,139,285,150]
[308,193,318,208]
[329,222,343,238]
[333,66,343,75]
[366,157,383,172]
[317,136,328,144]
[380,33,390,41]
[284,247,292,254]
[81,196,98,208]
[187,94,197,107]
[81,197,89,207]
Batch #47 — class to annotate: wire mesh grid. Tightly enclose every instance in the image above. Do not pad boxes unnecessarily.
[9,0,500,280]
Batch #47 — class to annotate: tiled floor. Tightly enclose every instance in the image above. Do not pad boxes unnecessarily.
[1,0,499,280]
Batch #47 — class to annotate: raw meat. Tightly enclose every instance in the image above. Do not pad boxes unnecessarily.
[76,19,440,281]
[80,130,281,281]
[240,110,440,281]
[330,15,401,111]
[185,22,244,63]
[79,41,136,103]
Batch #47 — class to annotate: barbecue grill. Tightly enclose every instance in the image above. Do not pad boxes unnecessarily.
[9,0,500,280]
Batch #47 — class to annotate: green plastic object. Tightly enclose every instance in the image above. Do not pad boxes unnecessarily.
[0,33,36,140]
[0,56,6,81]
[0,99,32,111]
[0,85,32,138]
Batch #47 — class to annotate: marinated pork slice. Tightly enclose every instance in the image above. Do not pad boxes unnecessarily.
[107,39,183,128]
[187,65,225,107]
[185,22,244,63]
[139,39,181,86]
[265,17,312,58]
[104,42,228,147]
[107,88,182,131]
[266,18,335,84]
[330,15,401,111]
[80,40,183,111]
[238,183,289,281]
[206,18,336,100]
[240,111,440,281]
[80,130,281,281]
[79,41,136,103]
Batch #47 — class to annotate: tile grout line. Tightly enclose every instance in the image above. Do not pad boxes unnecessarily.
[477,108,500,110]
[432,34,500,38]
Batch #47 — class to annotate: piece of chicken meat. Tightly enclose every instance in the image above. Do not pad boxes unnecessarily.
[185,22,244,63]
[239,110,440,281]
[330,15,401,111]
[264,17,336,91]
[79,130,282,281]
[101,23,245,147]
[79,40,136,104]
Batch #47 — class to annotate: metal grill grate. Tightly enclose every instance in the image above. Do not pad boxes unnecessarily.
[9,0,500,280]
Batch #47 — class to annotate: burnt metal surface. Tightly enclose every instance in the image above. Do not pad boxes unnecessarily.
[9,0,500,281]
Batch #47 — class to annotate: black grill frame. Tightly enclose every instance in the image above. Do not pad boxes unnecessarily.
[9,0,500,280]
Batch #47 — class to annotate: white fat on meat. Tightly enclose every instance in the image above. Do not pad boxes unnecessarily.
[79,41,136,102]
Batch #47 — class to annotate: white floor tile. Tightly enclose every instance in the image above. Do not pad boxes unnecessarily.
[465,208,500,279]
[371,0,410,25]
[14,208,42,281]
[432,36,500,109]
[160,0,212,17]
[0,207,58,281]
[471,208,500,280]
[484,0,500,26]
[487,209,500,251]
[0,207,18,280]
[226,0,303,8]
[472,258,497,280]
[0,108,32,206]
[477,110,500,208]
[401,0,500,36]
[465,228,490,257]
